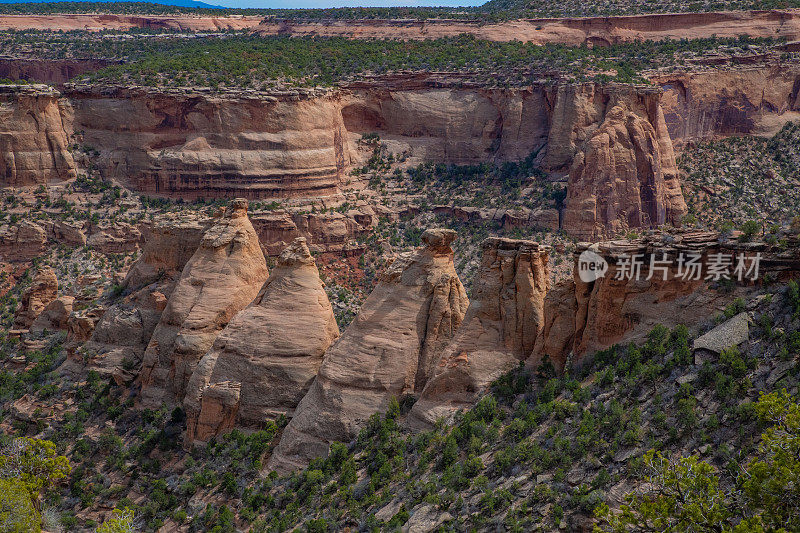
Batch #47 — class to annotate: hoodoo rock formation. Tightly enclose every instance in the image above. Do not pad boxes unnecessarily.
[0,85,75,187]
[407,237,550,429]
[183,237,339,446]
[13,266,58,329]
[268,228,469,471]
[139,199,269,407]
[531,231,800,370]
[562,88,686,240]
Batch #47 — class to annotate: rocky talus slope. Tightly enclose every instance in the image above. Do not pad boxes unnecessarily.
[407,237,550,429]
[139,199,269,407]
[268,228,469,471]
[183,237,339,447]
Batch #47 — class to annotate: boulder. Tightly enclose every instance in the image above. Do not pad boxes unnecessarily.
[407,237,550,429]
[693,312,750,360]
[183,237,339,447]
[139,199,269,408]
[268,228,468,472]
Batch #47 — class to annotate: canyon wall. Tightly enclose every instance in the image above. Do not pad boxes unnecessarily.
[271,10,800,45]
[68,85,351,200]
[653,63,800,145]
[4,70,796,237]
[0,81,687,238]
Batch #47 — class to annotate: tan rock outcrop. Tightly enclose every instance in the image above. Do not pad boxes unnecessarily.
[86,222,143,254]
[407,238,549,429]
[48,220,86,247]
[82,216,209,384]
[13,266,58,329]
[653,64,800,145]
[29,295,74,333]
[251,208,374,256]
[183,237,339,446]
[0,220,47,262]
[269,228,468,472]
[139,199,269,407]
[562,87,687,240]
[69,86,350,200]
[0,85,75,187]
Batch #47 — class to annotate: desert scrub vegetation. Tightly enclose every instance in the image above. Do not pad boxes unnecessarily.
[595,389,800,532]
[1,282,798,530]
[7,33,766,89]
[680,121,800,230]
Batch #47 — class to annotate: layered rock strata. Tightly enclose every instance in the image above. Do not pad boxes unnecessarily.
[183,237,339,446]
[407,237,550,429]
[268,228,469,471]
[139,199,269,407]
[0,85,75,187]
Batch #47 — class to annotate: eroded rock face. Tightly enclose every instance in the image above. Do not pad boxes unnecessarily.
[80,216,208,384]
[183,237,339,446]
[407,238,549,429]
[654,65,800,145]
[139,199,269,407]
[562,88,686,240]
[269,228,468,472]
[0,220,47,263]
[0,85,75,187]
[13,267,58,329]
[82,288,168,385]
[531,231,800,370]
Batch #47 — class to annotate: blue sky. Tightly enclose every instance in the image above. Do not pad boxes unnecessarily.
[212,0,484,7]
